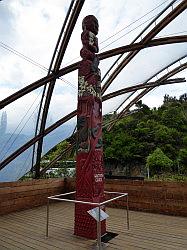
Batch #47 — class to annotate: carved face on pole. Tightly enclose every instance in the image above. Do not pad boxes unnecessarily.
[82,15,99,35]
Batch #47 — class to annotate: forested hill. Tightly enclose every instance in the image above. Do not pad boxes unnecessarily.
[103,94,187,176]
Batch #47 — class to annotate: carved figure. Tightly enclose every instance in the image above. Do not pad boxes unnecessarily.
[74,15,106,239]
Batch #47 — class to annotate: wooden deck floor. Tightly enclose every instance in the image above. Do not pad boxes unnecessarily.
[0,203,187,250]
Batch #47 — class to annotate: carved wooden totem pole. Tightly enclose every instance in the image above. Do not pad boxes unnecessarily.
[74,15,106,239]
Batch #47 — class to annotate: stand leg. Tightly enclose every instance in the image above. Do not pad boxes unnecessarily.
[46,199,49,237]
[97,206,102,249]
[126,195,129,230]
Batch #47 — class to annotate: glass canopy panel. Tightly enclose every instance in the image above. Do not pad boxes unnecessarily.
[103,93,131,115]
[142,74,187,108]
[0,148,33,182]
[104,43,187,95]
[0,117,76,182]
[62,0,175,65]
[0,86,46,181]
[42,118,76,158]
[47,76,77,125]
[156,7,187,38]
[0,87,45,157]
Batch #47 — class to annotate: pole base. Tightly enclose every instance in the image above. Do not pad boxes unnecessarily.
[74,203,106,239]
[92,242,108,249]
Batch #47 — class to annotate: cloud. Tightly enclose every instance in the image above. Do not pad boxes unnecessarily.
[0,1,17,44]
[142,81,187,108]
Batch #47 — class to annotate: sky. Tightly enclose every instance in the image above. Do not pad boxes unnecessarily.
[0,0,187,134]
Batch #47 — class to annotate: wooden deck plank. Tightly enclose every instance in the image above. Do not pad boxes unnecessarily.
[0,203,187,250]
[0,221,93,249]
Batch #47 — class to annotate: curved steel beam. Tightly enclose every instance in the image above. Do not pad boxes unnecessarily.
[40,142,76,176]
[99,35,187,60]
[31,0,75,171]
[115,54,187,112]
[101,0,177,82]
[1,64,186,171]
[0,35,186,110]
[102,78,186,102]
[122,62,187,112]
[0,110,77,171]
[101,0,187,95]
[40,77,186,176]
[34,0,85,177]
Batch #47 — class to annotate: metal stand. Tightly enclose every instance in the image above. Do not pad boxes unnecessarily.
[97,206,101,248]
[46,199,49,237]
[126,195,129,230]
[93,242,108,250]
[46,191,129,249]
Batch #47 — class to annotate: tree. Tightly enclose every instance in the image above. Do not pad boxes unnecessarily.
[182,136,187,146]
[146,148,173,176]
[43,140,71,161]
[179,93,187,102]
[178,148,187,174]
[161,106,187,130]
[43,93,187,178]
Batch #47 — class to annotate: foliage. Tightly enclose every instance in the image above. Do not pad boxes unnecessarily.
[103,93,187,178]
[43,140,71,161]
[45,167,75,178]
[178,148,187,174]
[146,173,187,182]
[146,148,173,175]
[41,93,187,180]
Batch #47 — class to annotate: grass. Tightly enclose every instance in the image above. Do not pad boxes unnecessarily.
[146,173,187,182]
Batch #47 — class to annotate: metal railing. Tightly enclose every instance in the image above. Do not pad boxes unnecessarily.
[46,191,129,249]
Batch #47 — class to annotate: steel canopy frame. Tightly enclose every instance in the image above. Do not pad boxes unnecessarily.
[102,78,186,102]
[36,0,187,177]
[34,0,183,177]
[101,0,177,83]
[107,62,187,131]
[0,0,186,173]
[117,56,187,113]
[115,55,187,113]
[31,0,76,172]
[0,36,186,110]
[101,0,187,95]
[40,76,186,176]
[0,1,186,112]
[0,68,186,171]
[34,0,85,178]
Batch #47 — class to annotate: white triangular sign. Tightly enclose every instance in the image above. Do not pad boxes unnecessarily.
[87,207,109,222]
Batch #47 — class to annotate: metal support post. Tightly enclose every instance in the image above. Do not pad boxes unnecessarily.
[46,199,49,237]
[46,191,129,247]
[126,195,129,230]
[97,206,102,249]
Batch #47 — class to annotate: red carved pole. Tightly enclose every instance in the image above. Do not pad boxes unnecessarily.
[74,15,106,239]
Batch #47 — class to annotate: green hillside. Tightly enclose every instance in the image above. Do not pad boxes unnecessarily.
[103,93,187,179]
[43,93,187,181]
